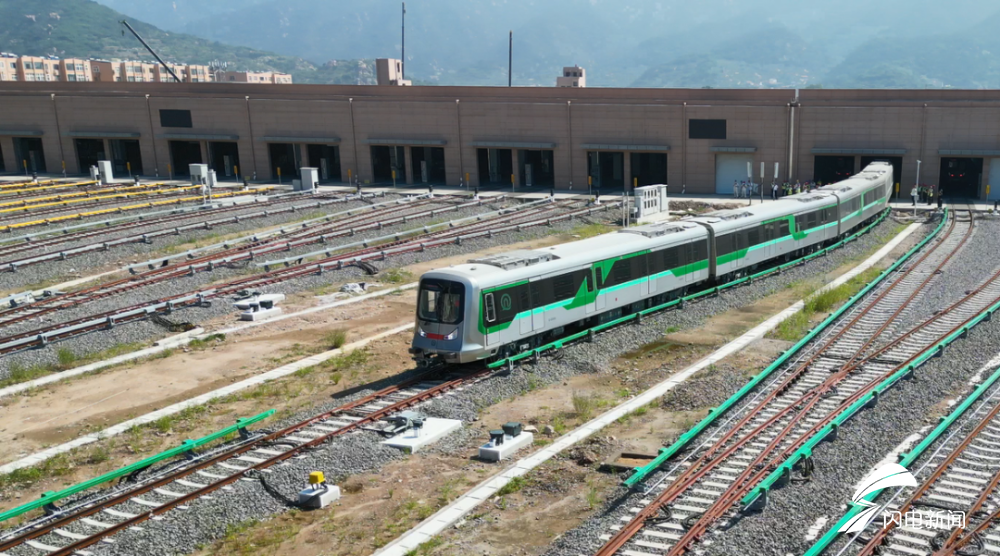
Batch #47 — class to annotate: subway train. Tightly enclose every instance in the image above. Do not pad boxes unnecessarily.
[410,162,893,365]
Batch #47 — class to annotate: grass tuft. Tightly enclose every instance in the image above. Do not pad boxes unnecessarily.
[325,329,348,349]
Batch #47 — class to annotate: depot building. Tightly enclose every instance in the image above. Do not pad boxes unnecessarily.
[1,82,999,199]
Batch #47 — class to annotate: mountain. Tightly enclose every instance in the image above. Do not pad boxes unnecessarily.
[0,0,376,84]
[91,0,1000,88]
[631,23,830,89]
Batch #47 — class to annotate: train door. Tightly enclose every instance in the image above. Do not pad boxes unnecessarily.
[530,278,546,332]
[518,283,533,335]
[595,265,607,311]
[682,243,696,284]
[483,293,500,347]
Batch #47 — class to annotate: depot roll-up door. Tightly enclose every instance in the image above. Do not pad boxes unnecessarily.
[715,153,754,194]
[989,159,1000,201]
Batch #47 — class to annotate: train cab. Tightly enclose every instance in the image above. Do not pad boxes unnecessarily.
[411,273,472,364]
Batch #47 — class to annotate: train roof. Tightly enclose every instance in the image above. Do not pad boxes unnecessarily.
[425,221,707,285]
[819,162,893,195]
[682,191,837,232]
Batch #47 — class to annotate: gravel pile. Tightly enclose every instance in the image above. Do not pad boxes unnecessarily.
[26,212,921,556]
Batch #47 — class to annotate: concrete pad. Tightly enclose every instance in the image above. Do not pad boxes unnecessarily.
[381,418,462,454]
[239,307,282,321]
[478,432,533,462]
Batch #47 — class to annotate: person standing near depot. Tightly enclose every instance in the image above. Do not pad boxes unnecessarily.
[733,180,739,198]
[910,185,918,206]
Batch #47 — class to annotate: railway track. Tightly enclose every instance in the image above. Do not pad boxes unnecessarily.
[592,210,984,556]
[0,187,200,221]
[0,192,355,264]
[0,196,487,330]
[0,193,432,272]
[851,390,1000,556]
[0,198,606,355]
[0,364,491,556]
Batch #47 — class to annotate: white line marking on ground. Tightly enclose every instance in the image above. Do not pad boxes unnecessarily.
[0,323,413,475]
[0,283,417,400]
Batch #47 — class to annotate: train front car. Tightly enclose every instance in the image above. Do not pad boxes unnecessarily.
[410,270,476,365]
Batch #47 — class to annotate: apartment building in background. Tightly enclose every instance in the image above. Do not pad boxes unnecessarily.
[376,58,411,86]
[0,53,16,81]
[16,56,60,82]
[0,54,290,84]
[60,58,93,82]
[221,70,293,84]
[556,65,586,87]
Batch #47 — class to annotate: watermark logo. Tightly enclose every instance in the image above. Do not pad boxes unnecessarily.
[837,463,967,535]
[838,463,918,534]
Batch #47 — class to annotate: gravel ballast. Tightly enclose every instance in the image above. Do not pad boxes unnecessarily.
[543,215,1000,556]
[0,198,603,376]
[15,212,929,556]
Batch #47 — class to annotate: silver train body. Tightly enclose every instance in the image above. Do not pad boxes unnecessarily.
[411,162,893,365]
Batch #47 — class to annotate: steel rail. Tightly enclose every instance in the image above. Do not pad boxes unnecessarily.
[593,211,970,556]
[0,185,200,216]
[0,193,359,265]
[0,179,96,192]
[0,182,167,206]
[0,189,324,244]
[0,200,600,355]
[0,197,492,329]
[0,188,276,233]
[669,274,1000,556]
[0,364,490,555]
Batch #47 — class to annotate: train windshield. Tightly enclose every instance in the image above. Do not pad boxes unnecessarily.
[417,279,464,324]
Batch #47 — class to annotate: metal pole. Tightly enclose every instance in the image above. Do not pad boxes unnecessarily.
[508,31,512,87]
[244,96,258,182]
[456,99,464,188]
[399,2,406,79]
[145,94,159,177]
[50,93,66,177]
[349,98,360,186]
[566,100,573,190]
[915,159,921,217]
[121,20,181,83]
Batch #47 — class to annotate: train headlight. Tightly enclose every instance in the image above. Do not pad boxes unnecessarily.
[444,329,458,341]
[418,328,428,338]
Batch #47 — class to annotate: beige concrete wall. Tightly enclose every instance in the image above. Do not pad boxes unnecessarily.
[147,96,252,178]
[248,98,354,181]
[0,94,60,174]
[53,95,151,174]
[3,83,1000,197]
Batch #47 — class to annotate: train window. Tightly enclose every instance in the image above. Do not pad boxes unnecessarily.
[777,219,790,237]
[633,254,648,278]
[695,240,708,261]
[612,258,632,285]
[484,293,496,323]
[648,251,664,275]
[418,279,464,324]
[665,246,680,269]
[717,234,734,256]
[552,273,578,302]
[530,280,555,308]
[747,226,760,247]
[735,230,749,251]
[585,270,594,292]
